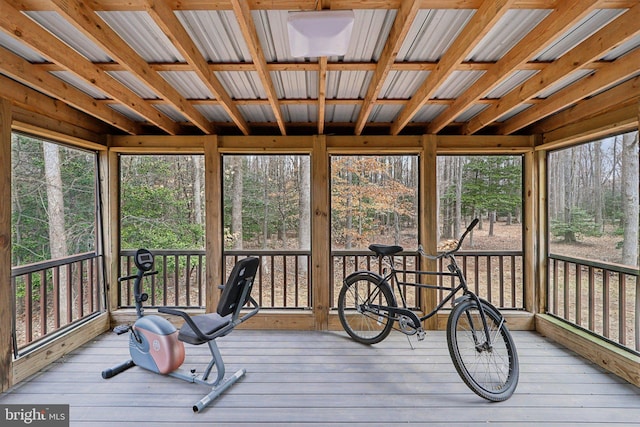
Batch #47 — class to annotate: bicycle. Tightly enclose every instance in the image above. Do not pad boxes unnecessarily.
[337,218,519,401]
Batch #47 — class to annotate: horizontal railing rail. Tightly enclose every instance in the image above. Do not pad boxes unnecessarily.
[548,253,639,353]
[330,250,524,310]
[11,252,105,354]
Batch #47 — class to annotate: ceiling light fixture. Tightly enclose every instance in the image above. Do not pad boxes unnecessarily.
[287,10,355,57]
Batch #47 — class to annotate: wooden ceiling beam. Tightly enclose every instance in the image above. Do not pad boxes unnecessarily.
[0,0,181,135]
[354,0,421,135]
[465,2,640,135]
[145,0,250,135]
[391,0,516,135]
[0,45,140,135]
[532,75,640,134]
[426,0,601,134]
[498,47,640,135]
[230,0,287,135]
[318,57,327,135]
[48,0,214,135]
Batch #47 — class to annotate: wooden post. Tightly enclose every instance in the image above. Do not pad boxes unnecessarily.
[523,141,538,314]
[204,135,223,313]
[535,144,548,315]
[421,135,438,330]
[106,144,120,317]
[0,98,13,391]
[312,135,330,330]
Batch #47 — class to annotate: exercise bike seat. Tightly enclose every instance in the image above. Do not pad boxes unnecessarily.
[159,256,260,346]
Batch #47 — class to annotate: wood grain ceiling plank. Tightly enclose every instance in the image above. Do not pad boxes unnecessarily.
[49,0,215,134]
[0,0,180,134]
[465,2,640,135]
[426,0,601,134]
[145,0,250,135]
[390,0,516,135]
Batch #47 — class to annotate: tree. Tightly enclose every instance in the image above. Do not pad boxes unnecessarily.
[620,132,639,266]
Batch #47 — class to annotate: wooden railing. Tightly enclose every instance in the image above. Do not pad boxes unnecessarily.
[119,249,524,312]
[11,252,105,354]
[331,250,524,310]
[548,254,639,353]
[119,249,311,309]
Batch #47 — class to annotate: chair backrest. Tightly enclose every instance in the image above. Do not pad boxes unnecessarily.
[217,257,259,318]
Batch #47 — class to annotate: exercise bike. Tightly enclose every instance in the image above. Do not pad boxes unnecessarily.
[102,248,260,412]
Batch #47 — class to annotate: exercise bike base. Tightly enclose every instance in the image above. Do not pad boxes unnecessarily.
[193,368,247,413]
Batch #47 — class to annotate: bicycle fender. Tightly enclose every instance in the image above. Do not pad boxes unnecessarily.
[452,295,504,322]
[343,271,397,307]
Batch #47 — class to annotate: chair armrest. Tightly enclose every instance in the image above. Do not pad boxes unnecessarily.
[157,307,209,342]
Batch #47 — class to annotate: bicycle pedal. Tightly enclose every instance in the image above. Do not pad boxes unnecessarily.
[113,325,131,335]
[417,329,426,341]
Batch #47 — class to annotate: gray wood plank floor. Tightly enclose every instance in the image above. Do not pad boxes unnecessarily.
[1,330,639,426]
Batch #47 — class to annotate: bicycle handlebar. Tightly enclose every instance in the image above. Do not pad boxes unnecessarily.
[118,270,158,282]
[418,218,479,259]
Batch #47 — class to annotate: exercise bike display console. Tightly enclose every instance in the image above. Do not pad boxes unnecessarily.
[102,249,260,412]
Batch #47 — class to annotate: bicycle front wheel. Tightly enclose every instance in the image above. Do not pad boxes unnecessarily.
[337,273,395,344]
[447,299,519,401]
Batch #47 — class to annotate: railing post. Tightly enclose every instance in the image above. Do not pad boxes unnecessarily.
[421,134,438,330]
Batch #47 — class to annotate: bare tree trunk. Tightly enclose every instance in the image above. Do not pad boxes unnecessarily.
[621,132,639,266]
[593,142,603,232]
[43,142,69,323]
[230,156,243,250]
[192,155,203,228]
[298,156,310,273]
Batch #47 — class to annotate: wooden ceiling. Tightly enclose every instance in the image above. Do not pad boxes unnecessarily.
[0,0,639,138]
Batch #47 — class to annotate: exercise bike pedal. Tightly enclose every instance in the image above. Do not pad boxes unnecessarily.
[113,324,131,335]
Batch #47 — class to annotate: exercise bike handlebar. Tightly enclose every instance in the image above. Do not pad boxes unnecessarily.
[418,218,479,260]
[118,270,158,282]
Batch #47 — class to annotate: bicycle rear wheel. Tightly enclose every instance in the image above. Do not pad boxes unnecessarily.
[447,298,519,401]
[338,273,395,344]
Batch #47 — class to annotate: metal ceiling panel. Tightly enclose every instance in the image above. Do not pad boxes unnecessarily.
[496,103,533,122]
[194,104,232,122]
[455,104,489,122]
[97,11,184,63]
[484,70,540,99]
[158,71,214,99]
[341,10,396,62]
[153,104,187,122]
[238,105,277,122]
[49,71,109,99]
[253,10,299,62]
[108,104,147,122]
[534,9,625,61]
[271,71,318,99]
[368,105,403,123]
[466,9,550,62]
[601,35,640,61]
[107,71,159,99]
[535,68,594,98]
[281,104,317,123]
[215,71,267,99]
[379,71,429,99]
[25,11,112,63]
[433,70,485,99]
[325,105,360,123]
[176,10,252,62]
[398,9,475,62]
[411,104,448,122]
[327,71,373,99]
[0,32,47,62]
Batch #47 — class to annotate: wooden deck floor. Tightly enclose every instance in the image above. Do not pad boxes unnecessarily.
[1,329,639,426]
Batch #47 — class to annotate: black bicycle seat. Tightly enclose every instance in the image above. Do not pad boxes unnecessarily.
[368,244,403,257]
